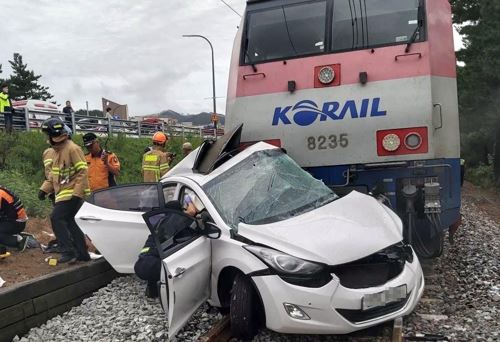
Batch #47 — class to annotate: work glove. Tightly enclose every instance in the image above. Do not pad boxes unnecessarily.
[38,190,47,201]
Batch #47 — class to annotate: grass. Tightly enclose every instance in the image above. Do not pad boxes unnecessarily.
[465,164,497,189]
[0,131,203,216]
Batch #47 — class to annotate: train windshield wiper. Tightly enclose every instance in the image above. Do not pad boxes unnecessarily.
[405,3,424,53]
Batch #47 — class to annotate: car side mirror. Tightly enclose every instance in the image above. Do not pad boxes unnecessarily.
[204,222,222,239]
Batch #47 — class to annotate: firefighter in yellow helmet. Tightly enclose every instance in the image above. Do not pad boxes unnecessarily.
[142,132,173,182]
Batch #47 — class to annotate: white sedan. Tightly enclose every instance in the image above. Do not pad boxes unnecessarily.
[76,126,424,340]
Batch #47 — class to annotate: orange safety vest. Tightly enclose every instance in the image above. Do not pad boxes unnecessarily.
[85,151,120,191]
[0,186,27,221]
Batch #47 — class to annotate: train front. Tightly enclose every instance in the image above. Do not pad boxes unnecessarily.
[226,0,461,257]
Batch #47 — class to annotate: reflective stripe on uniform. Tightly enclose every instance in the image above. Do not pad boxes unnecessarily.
[159,163,169,171]
[144,155,159,162]
[55,188,91,201]
[55,189,74,201]
[140,247,150,254]
[52,163,86,176]
[43,159,53,166]
[74,161,88,171]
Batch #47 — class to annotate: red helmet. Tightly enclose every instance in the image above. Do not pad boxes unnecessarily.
[152,132,168,145]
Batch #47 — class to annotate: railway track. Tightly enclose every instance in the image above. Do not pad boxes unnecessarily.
[199,259,448,342]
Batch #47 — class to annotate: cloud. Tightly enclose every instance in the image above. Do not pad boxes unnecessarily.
[0,0,245,115]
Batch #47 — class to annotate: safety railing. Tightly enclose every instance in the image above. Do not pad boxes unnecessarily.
[0,109,224,138]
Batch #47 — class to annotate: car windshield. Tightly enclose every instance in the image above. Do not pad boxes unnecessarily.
[203,149,338,228]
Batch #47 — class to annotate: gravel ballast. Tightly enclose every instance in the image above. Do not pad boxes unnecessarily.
[15,197,499,341]
[403,200,500,342]
[14,276,222,342]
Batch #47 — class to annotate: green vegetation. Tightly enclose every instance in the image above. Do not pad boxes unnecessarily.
[451,0,500,187]
[466,164,495,189]
[0,170,52,217]
[0,131,202,216]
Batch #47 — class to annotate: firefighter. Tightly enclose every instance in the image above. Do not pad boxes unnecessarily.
[82,133,121,191]
[39,143,62,253]
[142,132,172,182]
[0,185,29,251]
[38,118,91,263]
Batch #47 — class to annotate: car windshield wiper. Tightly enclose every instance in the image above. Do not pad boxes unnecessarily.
[406,4,424,53]
[314,194,338,208]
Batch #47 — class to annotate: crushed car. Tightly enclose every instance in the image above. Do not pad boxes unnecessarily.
[76,125,424,340]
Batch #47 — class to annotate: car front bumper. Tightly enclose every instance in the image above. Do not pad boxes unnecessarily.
[251,254,424,335]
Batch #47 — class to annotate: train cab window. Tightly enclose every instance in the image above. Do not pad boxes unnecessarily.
[331,0,356,51]
[364,0,422,47]
[244,0,327,64]
[332,0,423,51]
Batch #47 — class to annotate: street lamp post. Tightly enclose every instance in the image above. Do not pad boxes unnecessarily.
[182,34,217,138]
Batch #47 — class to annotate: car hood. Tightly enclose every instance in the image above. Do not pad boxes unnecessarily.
[237,191,403,265]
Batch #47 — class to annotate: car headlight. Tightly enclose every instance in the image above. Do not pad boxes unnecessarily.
[244,245,324,275]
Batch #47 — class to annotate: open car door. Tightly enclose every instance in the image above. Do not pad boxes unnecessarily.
[143,209,218,339]
[76,183,164,273]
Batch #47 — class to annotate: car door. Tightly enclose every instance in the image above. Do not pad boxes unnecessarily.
[76,183,165,273]
[143,209,213,340]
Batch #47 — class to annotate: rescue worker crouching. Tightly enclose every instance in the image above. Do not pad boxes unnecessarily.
[142,132,173,182]
[0,185,29,251]
[134,199,203,298]
[82,133,121,192]
[38,118,91,264]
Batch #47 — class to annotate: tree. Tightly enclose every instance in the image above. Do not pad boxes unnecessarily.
[451,0,500,183]
[7,53,53,101]
[450,0,481,24]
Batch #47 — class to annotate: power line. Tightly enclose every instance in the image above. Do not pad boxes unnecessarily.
[220,0,242,17]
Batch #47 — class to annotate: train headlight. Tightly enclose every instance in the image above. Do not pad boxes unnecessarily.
[404,132,422,150]
[318,66,335,84]
[382,134,401,152]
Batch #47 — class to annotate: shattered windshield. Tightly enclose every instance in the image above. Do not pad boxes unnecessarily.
[203,149,338,228]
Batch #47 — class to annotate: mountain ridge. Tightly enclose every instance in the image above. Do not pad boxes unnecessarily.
[157,110,225,126]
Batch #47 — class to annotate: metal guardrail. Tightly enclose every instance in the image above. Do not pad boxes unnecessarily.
[0,109,224,138]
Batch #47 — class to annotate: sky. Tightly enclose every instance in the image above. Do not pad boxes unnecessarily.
[0,0,246,116]
[0,1,463,116]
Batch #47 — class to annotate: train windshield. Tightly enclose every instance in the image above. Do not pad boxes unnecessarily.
[244,0,423,64]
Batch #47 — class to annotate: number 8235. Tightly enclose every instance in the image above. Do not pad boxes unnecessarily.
[307,134,349,150]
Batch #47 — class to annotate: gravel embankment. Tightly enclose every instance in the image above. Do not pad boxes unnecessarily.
[14,276,222,342]
[403,200,499,342]
[15,198,499,342]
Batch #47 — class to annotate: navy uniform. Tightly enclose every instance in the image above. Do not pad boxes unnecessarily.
[134,234,161,298]
[134,200,197,298]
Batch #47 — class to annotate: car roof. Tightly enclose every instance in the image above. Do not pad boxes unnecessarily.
[162,141,279,186]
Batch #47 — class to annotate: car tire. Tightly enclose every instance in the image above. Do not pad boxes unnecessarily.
[230,273,260,340]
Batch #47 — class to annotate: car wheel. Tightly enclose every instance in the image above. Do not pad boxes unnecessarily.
[230,273,260,340]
